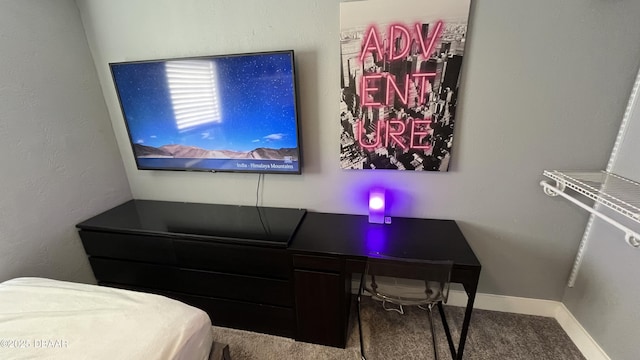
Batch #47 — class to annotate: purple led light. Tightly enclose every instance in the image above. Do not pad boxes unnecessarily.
[368,188,385,224]
[369,195,384,210]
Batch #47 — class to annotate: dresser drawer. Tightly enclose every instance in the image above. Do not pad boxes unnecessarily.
[174,239,290,279]
[90,257,293,307]
[167,291,295,338]
[79,230,176,265]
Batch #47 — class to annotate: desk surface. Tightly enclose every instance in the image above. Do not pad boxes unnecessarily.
[290,212,481,269]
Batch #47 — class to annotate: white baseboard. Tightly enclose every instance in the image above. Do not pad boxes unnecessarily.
[352,283,609,360]
[446,290,560,317]
[448,291,610,360]
[554,303,611,360]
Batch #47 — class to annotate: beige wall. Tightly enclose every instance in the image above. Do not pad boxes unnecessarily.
[76,0,640,300]
[562,68,640,360]
[0,0,132,283]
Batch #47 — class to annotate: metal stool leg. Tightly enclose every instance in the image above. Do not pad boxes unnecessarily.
[427,303,439,360]
[357,272,367,360]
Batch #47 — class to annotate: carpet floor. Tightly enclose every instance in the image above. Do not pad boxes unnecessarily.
[211,297,585,360]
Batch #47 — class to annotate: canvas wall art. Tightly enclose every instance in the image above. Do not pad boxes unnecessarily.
[339,0,472,171]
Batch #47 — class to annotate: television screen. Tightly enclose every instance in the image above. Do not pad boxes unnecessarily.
[110,50,301,174]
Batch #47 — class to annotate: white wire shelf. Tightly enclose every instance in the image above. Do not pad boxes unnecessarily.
[543,170,640,222]
[540,170,640,248]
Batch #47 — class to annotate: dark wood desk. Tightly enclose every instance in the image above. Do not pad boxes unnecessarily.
[289,212,481,360]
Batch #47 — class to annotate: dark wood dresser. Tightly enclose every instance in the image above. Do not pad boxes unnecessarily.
[76,200,306,338]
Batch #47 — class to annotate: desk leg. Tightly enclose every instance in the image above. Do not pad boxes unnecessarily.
[457,282,478,360]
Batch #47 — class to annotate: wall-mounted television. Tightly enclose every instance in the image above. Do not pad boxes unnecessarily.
[110,50,302,174]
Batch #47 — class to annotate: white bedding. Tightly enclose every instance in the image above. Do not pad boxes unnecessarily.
[0,277,213,360]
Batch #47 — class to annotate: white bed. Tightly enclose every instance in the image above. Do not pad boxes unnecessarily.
[0,277,215,360]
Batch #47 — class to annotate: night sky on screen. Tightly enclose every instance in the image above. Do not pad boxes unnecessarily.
[111,53,298,152]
